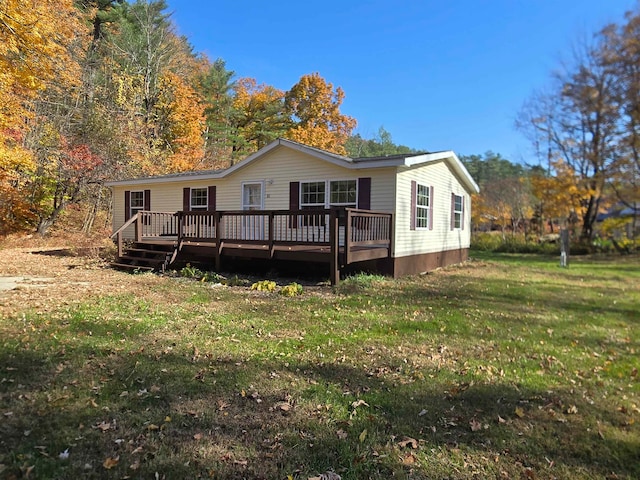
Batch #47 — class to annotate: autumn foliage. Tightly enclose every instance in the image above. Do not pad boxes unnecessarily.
[0,1,362,236]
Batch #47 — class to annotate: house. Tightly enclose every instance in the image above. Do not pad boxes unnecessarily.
[105,138,479,283]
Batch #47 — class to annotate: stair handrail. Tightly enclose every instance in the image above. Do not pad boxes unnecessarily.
[110,213,140,258]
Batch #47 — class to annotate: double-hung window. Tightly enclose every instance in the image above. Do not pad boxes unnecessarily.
[300,181,326,209]
[130,191,144,218]
[300,181,326,226]
[453,194,463,229]
[416,184,430,228]
[329,180,357,207]
[190,187,208,211]
[300,180,357,208]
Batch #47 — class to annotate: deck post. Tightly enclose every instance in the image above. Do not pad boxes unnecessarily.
[135,214,142,241]
[177,211,184,242]
[329,208,340,285]
[268,211,275,258]
[117,232,124,258]
[214,211,222,271]
[345,208,352,266]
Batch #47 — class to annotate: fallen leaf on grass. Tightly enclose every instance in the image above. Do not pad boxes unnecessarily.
[397,437,418,449]
[351,399,369,409]
[336,429,348,439]
[515,407,525,418]
[103,456,119,469]
[359,429,367,443]
[470,419,482,432]
[193,433,204,440]
[129,460,140,470]
[402,452,417,465]
[95,421,112,431]
[566,405,578,414]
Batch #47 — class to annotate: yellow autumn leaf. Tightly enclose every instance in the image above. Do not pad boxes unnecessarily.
[103,456,119,469]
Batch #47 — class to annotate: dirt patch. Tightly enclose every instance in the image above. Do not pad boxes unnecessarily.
[0,239,334,318]
[0,244,173,318]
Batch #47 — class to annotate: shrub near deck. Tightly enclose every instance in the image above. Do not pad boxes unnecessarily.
[0,250,638,479]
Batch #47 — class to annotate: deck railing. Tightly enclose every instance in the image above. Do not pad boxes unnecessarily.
[117,208,393,283]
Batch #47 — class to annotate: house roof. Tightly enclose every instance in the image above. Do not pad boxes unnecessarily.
[105,138,480,193]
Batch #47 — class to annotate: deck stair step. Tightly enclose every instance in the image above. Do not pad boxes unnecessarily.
[111,242,176,273]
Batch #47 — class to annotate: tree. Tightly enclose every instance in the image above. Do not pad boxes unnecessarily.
[599,13,640,244]
[231,78,290,162]
[285,72,356,155]
[345,127,415,157]
[0,0,85,233]
[517,38,621,242]
[198,58,236,167]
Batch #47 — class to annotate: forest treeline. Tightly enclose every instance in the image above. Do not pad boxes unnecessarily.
[0,0,638,249]
[0,0,393,235]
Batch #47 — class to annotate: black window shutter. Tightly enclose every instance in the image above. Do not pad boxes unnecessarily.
[429,185,434,230]
[208,186,216,211]
[357,177,371,210]
[124,190,131,221]
[183,187,190,212]
[289,182,300,229]
[410,180,416,231]
[144,189,150,211]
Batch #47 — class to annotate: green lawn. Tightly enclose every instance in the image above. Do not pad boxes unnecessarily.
[1,253,638,479]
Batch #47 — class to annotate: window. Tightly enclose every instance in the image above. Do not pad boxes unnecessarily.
[416,184,430,228]
[453,194,463,229]
[301,181,326,208]
[130,191,144,217]
[330,180,357,207]
[242,183,263,210]
[190,187,208,211]
[300,180,357,208]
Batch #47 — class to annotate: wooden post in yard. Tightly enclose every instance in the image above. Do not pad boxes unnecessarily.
[560,228,569,267]
[329,208,340,285]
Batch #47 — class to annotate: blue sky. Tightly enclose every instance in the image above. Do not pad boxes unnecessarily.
[165,0,636,163]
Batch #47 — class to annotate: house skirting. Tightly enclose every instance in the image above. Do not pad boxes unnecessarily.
[359,248,469,278]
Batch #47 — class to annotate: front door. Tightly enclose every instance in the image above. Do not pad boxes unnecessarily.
[242,182,264,240]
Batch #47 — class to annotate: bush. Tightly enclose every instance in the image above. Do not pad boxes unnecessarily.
[279,282,303,297]
[179,264,223,282]
[472,232,560,254]
[224,275,251,287]
[179,263,203,279]
[334,272,385,294]
[251,280,277,292]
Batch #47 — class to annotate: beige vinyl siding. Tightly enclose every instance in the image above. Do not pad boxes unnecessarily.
[393,160,471,258]
[111,147,396,237]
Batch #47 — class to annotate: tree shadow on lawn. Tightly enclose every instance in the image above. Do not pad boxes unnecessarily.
[1,342,638,480]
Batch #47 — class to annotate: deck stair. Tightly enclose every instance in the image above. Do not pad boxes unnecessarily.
[112,242,176,272]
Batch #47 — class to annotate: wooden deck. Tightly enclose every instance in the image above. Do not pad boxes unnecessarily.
[112,208,393,284]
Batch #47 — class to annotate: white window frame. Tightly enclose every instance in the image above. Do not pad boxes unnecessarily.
[453,194,463,229]
[190,187,208,211]
[241,181,264,210]
[130,190,144,218]
[329,179,357,207]
[416,183,430,229]
[300,179,358,208]
[300,181,326,209]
